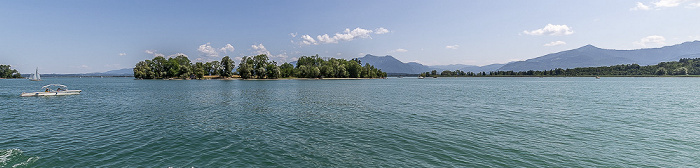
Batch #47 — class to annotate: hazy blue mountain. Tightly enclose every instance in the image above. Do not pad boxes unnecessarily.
[63,68,135,77]
[359,55,432,74]
[498,41,700,71]
[459,64,505,73]
[358,54,506,74]
[102,68,133,75]
[430,64,472,71]
[406,62,434,74]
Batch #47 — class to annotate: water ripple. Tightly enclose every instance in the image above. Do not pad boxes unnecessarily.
[2,77,700,167]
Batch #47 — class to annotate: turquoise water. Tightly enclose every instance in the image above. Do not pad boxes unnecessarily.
[1,77,700,167]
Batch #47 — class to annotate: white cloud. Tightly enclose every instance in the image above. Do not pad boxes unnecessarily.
[316,34,335,43]
[301,35,317,45]
[445,45,460,49]
[523,24,574,36]
[219,44,235,53]
[168,53,188,58]
[690,2,700,7]
[72,65,90,69]
[145,50,164,57]
[630,2,651,10]
[118,53,126,56]
[270,53,289,64]
[634,35,666,47]
[375,27,390,34]
[198,42,219,57]
[195,43,235,60]
[654,0,684,7]
[633,0,700,10]
[251,43,271,56]
[289,32,297,37]
[543,41,566,47]
[336,53,342,56]
[389,48,408,53]
[297,27,389,45]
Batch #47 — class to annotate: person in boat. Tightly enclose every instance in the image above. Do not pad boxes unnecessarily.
[56,88,61,92]
[45,88,49,92]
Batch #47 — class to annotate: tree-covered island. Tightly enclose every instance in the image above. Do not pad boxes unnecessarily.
[420,58,700,77]
[133,54,386,79]
[0,65,22,79]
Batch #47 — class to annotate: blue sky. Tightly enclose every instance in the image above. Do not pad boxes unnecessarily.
[2,0,699,73]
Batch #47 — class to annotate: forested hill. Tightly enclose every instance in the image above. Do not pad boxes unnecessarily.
[422,58,700,77]
[133,54,387,79]
[498,41,700,72]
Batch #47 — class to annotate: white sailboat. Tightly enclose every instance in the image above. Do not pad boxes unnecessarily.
[29,68,41,81]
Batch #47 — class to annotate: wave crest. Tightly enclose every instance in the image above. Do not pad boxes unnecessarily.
[0,149,39,168]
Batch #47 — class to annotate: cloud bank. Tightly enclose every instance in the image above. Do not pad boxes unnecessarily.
[634,35,666,47]
[389,48,408,53]
[197,42,236,58]
[631,0,700,10]
[543,41,566,47]
[523,24,574,36]
[445,45,460,49]
[297,27,390,45]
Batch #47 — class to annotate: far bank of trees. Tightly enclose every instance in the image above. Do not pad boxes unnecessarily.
[133,54,386,79]
[0,65,22,78]
[420,58,700,77]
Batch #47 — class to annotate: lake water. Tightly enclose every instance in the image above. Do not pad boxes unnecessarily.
[1,77,699,167]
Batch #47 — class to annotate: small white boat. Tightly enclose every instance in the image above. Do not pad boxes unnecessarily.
[21,84,81,97]
[29,67,41,81]
[418,76,425,79]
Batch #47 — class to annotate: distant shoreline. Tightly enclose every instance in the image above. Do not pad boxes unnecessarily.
[134,77,383,81]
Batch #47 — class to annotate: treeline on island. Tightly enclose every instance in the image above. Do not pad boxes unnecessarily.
[0,65,22,78]
[133,54,387,79]
[420,58,700,77]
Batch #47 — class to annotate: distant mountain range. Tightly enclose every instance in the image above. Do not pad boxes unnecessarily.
[358,55,503,74]
[498,41,700,71]
[88,41,700,76]
[358,41,700,74]
[30,68,134,77]
[101,68,133,75]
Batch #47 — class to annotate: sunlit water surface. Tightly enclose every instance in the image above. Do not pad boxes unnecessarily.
[1,77,699,167]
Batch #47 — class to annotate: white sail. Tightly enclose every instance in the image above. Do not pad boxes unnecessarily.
[29,68,41,81]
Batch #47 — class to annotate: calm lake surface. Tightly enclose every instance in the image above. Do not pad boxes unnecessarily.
[1,77,699,167]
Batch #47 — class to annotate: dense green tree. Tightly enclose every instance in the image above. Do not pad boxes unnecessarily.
[205,61,221,76]
[266,63,281,79]
[194,62,206,79]
[347,61,362,78]
[134,54,385,79]
[336,65,349,78]
[0,65,21,78]
[279,63,295,78]
[656,67,667,75]
[237,56,254,79]
[673,67,688,75]
[220,56,235,77]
